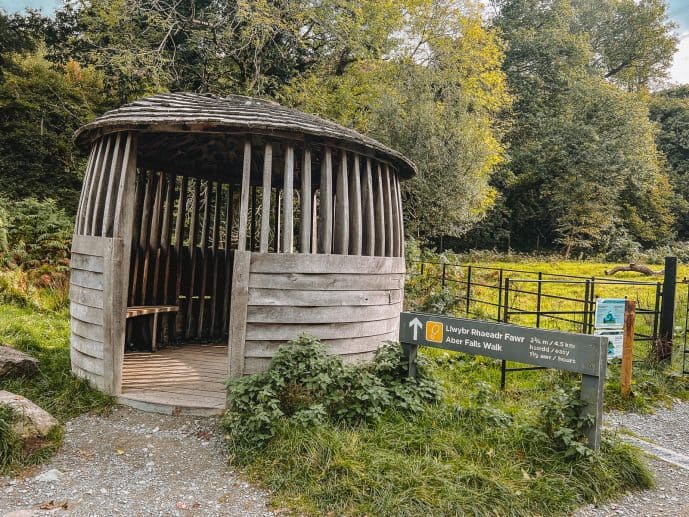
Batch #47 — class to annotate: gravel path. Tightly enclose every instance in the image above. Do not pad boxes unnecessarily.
[0,406,274,516]
[576,401,689,517]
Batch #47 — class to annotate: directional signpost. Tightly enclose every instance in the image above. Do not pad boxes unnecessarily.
[399,312,608,451]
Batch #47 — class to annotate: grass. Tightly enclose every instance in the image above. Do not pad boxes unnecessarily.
[0,272,112,473]
[233,350,654,516]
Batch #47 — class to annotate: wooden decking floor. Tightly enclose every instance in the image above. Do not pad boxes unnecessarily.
[120,344,228,413]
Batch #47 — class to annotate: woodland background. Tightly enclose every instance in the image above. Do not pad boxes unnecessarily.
[0,0,688,262]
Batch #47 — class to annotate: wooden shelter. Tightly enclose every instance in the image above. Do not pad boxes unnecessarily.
[69,93,415,414]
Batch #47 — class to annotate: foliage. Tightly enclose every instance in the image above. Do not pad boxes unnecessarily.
[537,386,594,458]
[0,197,72,268]
[0,48,106,213]
[222,335,440,455]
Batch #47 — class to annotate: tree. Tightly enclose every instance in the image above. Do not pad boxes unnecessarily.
[483,0,675,255]
[0,50,107,213]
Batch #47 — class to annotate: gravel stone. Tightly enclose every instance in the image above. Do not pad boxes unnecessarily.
[0,406,274,516]
[576,401,689,516]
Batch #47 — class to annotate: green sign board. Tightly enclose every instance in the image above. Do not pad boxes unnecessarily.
[399,312,608,450]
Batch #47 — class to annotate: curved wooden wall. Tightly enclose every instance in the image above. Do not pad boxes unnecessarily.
[228,253,405,377]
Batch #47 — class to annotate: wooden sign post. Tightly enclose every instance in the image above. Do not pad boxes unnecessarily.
[620,300,636,398]
[399,312,608,451]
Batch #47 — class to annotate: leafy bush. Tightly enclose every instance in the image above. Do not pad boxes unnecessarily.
[0,197,72,268]
[537,386,594,458]
[222,335,441,455]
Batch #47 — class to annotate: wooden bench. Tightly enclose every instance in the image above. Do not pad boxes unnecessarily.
[126,305,179,351]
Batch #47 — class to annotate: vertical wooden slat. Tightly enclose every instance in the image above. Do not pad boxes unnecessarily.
[300,149,312,254]
[197,181,213,336]
[237,140,252,251]
[173,176,188,324]
[318,147,333,254]
[75,144,97,235]
[161,175,175,304]
[90,135,114,236]
[151,172,170,304]
[374,163,386,257]
[259,143,272,253]
[383,165,394,257]
[362,158,375,256]
[311,190,318,253]
[282,145,295,253]
[101,133,123,237]
[250,186,257,251]
[228,250,250,377]
[394,173,405,257]
[390,170,401,257]
[222,184,234,334]
[127,172,146,306]
[142,172,164,305]
[185,179,200,338]
[349,154,362,255]
[132,172,156,304]
[334,151,349,254]
[209,182,222,337]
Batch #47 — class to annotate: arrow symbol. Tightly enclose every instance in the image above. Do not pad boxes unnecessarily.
[409,317,423,340]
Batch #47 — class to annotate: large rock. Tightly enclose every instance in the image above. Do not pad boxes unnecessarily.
[0,345,38,378]
[0,390,58,438]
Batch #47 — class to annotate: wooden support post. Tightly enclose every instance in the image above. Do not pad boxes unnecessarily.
[658,256,677,361]
[172,176,188,325]
[311,189,318,253]
[237,140,252,251]
[621,300,636,398]
[210,182,222,336]
[349,154,362,255]
[282,145,295,253]
[90,136,113,236]
[362,158,375,256]
[300,149,312,253]
[75,144,97,235]
[374,163,385,257]
[185,179,200,338]
[318,147,333,254]
[101,133,123,237]
[160,175,175,305]
[396,174,405,256]
[197,181,212,336]
[383,165,394,257]
[259,143,272,253]
[221,184,234,334]
[228,250,251,378]
[391,171,401,257]
[334,151,349,254]
[82,138,106,235]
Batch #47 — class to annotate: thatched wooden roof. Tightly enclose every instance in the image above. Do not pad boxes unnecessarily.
[75,92,416,178]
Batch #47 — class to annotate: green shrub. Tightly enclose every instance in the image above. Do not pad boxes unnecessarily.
[0,197,72,268]
[222,335,441,456]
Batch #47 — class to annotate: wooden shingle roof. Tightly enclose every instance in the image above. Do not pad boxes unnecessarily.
[75,92,416,178]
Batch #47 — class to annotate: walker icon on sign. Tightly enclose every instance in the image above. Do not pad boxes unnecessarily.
[426,321,444,343]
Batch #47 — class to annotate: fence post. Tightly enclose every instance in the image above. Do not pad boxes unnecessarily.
[658,256,677,362]
[621,300,636,398]
[535,271,542,328]
[583,279,591,334]
[466,265,472,316]
[497,269,504,322]
[500,278,510,390]
[588,277,596,333]
[441,263,447,288]
[420,262,424,275]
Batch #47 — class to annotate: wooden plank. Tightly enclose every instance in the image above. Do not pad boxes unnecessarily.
[143,172,164,304]
[118,389,225,408]
[243,350,378,374]
[349,154,362,255]
[71,333,105,359]
[259,143,273,253]
[221,186,234,333]
[246,303,402,324]
[70,284,104,309]
[333,151,349,254]
[237,140,252,251]
[374,163,386,256]
[245,316,399,341]
[383,165,394,257]
[90,135,114,236]
[70,269,104,291]
[71,317,104,343]
[300,148,312,253]
[248,288,402,307]
[70,253,104,273]
[173,176,188,313]
[72,235,109,257]
[70,302,104,326]
[250,185,257,251]
[70,348,104,375]
[197,180,213,336]
[150,172,168,304]
[390,171,401,257]
[228,250,251,378]
[72,365,105,391]
[318,147,333,254]
[249,253,406,274]
[362,158,375,256]
[248,272,404,291]
[185,179,200,338]
[209,182,222,336]
[245,331,398,358]
[101,132,123,237]
[395,173,405,257]
[160,174,175,304]
[311,189,318,253]
[282,145,295,253]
